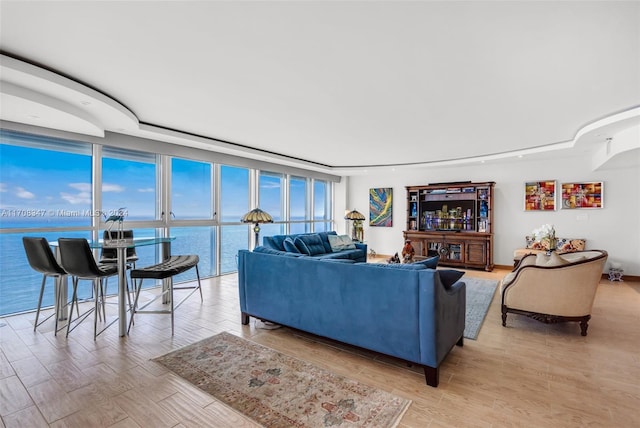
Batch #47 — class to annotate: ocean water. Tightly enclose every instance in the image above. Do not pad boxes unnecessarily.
[0,221,251,317]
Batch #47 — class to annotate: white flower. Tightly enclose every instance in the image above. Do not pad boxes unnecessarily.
[532,223,555,241]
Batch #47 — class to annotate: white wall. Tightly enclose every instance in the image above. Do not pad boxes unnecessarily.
[338,153,640,275]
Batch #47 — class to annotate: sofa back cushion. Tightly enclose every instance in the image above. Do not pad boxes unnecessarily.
[294,234,327,256]
[316,231,337,253]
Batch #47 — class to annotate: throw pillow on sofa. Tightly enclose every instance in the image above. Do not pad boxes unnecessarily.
[327,234,356,252]
[283,237,300,253]
[412,255,439,269]
[438,269,465,289]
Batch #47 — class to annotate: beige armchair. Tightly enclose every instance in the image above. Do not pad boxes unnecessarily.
[500,250,608,336]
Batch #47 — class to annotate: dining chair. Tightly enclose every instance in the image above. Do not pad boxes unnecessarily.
[57,238,118,339]
[100,229,137,309]
[100,229,138,266]
[22,237,68,333]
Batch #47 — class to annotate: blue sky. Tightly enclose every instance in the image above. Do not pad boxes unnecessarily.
[1,143,309,225]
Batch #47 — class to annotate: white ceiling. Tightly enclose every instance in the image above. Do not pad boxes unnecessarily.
[1,1,639,173]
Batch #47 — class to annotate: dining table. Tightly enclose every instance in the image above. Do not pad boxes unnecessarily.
[52,236,175,337]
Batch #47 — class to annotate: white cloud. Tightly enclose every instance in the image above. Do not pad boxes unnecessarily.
[103,183,125,192]
[261,182,281,189]
[61,183,92,204]
[15,187,35,199]
[61,191,91,205]
[137,188,154,193]
[0,183,7,192]
[69,182,91,192]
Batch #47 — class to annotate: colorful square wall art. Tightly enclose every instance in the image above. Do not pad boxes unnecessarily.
[524,180,556,211]
[369,188,393,227]
[561,182,604,209]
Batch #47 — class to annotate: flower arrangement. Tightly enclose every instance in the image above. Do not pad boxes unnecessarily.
[531,223,556,251]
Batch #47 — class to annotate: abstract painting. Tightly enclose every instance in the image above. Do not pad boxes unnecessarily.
[561,182,604,209]
[369,188,393,226]
[524,180,556,211]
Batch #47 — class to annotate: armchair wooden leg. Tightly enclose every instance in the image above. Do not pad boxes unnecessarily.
[501,306,507,326]
[580,315,591,336]
[457,336,464,347]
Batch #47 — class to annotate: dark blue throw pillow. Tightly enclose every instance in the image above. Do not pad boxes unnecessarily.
[413,255,439,269]
[283,237,300,253]
[438,269,465,289]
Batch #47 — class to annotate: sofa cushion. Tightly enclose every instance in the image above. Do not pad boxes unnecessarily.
[327,234,356,252]
[283,237,300,253]
[413,255,439,269]
[294,234,327,256]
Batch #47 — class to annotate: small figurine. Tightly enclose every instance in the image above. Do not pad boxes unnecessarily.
[402,239,415,263]
[387,252,401,264]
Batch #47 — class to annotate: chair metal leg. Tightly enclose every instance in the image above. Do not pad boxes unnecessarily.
[195,264,203,302]
[66,277,79,338]
[127,278,143,335]
[34,275,47,331]
[170,278,175,336]
[93,279,99,340]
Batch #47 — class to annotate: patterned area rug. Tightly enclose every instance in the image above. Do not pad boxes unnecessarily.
[153,332,411,428]
[463,277,499,340]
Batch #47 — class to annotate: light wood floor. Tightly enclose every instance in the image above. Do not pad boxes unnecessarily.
[1,267,638,427]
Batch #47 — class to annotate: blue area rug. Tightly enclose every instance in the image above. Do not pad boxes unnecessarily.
[463,277,498,340]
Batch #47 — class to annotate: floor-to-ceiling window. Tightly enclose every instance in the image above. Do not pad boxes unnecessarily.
[314,179,331,232]
[289,176,309,234]
[101,147,162,281]
[258,171,285,239]
[0,131,93,315]
[0,129,334,316]
[169,157,216,282]
[219,165,249,274]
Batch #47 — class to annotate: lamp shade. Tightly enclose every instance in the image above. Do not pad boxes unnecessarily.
[344,209,365,221]
[241,208,273,224]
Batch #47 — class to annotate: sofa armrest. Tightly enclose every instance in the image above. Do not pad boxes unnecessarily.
[431,273,465,365]
[355,242,367,252]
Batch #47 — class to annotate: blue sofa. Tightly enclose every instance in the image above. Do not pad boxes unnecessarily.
[237,248,465,387]
[263,231,367,262]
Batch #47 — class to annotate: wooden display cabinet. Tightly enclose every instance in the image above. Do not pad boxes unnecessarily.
[404,181,495,271]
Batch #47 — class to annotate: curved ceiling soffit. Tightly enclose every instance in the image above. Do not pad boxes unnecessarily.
[1,54,637,173]
[1,81,104,137]
[0,54,138,135]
